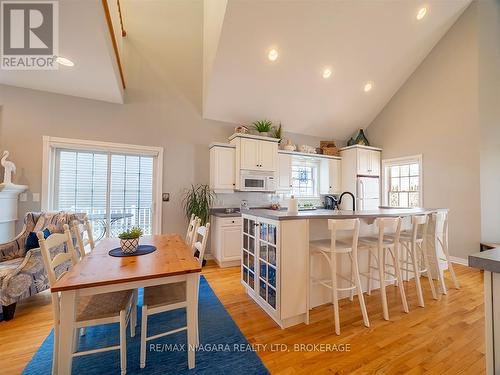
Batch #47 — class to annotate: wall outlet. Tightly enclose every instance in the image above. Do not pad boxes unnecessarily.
[32,193,40,202]
[162,193,170,202]
[19,193,27,202]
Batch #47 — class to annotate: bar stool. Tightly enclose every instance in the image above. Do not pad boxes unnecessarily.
[397,215,437,307]
[359,217,409,321]
[432,211,459,294]
[308,218,369,335]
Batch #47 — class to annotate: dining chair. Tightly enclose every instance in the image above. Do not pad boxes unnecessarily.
[139,222,210,369]
[71,219,139,339]
[72,217,95,259]
[39,224,136,375]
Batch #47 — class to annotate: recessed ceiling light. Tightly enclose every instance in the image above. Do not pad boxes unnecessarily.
[363,82,374,92]
[322,67,333,79]
[268,48,278,62]
[56,56,75,67]
[416,7,428,20]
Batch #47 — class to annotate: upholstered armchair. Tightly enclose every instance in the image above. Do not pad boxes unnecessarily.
[0,211,86,320]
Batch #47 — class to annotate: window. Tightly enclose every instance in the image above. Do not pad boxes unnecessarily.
[382,155,422,208]
[43,137,163,240]
[291,161,319,198]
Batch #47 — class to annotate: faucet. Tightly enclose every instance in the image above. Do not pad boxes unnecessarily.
[338,191,356,211]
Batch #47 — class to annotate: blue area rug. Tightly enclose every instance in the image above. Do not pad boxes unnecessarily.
[23,276,269,374]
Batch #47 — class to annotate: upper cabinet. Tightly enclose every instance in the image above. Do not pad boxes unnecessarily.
[320,158,342,195]
[277,153,292,191]
[240,138,260,170]
[237,137,278,172]
[259,141,278,171]
[210,144,235,193]
[357,148,380,176]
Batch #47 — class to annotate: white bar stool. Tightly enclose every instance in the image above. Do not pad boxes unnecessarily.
[432,211,459,294]
[359,217,409,321]
[307,218,369,335]
[397,214,437,307]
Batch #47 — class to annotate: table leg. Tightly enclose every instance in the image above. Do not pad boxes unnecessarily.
[186,273,198,369]
[59,290,76,375]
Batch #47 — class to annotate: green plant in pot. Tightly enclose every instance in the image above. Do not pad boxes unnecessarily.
[252,119,274,137]
[271,122,282,142]
[182,184,215,225]
[118,227,143,254]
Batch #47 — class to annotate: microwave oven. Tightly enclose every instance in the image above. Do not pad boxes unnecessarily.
[240,170,276,192]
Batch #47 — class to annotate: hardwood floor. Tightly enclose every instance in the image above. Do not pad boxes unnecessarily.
[0,263,484,374]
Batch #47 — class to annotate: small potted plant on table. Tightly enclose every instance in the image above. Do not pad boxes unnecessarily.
[118,227,143,254]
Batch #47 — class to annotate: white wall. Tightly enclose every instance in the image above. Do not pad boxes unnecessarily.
[366,3,480,260]
[478,0,500,244]
[0,0,324,236]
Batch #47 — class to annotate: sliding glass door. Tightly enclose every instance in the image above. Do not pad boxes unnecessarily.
[50,144,160,241]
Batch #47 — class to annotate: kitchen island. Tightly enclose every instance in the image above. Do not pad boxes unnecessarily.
[240,207,448,328]
[469,248,500,374]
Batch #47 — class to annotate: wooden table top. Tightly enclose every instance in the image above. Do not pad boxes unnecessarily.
[51,234,202,292]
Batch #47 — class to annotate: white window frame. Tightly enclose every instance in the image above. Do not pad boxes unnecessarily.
[382,154,423,208]
[290,159,320,199]
[41,136,164,234]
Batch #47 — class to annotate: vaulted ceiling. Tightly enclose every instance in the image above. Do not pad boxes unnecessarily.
[0,0,124,103]
[203,0,472,139]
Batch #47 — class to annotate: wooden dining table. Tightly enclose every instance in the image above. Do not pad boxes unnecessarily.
[51,234,202,375]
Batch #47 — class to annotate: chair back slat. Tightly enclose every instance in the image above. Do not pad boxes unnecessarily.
[375,217,402,245]
[38,224,78,286]
[51,252,74,269]
[185,214,197,243]
[193,222,210,266]
[411,214,429,242]
[328,218,360,254]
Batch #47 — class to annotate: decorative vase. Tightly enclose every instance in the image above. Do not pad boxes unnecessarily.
[354,129,370,146]
[347,137,356,146]
[120,238,139,253]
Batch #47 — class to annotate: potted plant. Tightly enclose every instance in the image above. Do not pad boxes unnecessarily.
[182,184,215,225]
[118,227,143,254]
[252,119,274,137]
[271,122,282,142]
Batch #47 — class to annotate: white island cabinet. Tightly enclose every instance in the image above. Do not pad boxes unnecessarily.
[241,213,309,328]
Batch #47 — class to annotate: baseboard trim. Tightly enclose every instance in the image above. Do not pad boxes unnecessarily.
[450,256,468,266]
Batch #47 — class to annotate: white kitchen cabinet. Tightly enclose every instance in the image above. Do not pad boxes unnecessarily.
[211,216,242,268]
[357,148,380,176]
[209,144,235,192]
[320,158,342,195]
[259,141,278,171]
[239,138,277,172]
[230,134,279,173]
[277,153,292,191]
[240,138,260,170]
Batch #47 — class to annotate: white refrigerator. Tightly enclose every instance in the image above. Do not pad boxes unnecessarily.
[356,176,380,211]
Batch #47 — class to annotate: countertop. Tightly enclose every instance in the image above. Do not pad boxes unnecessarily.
[241,207,444,221]
[211,212,242,218]
[469,248,500,273]
[210,208,241,218]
